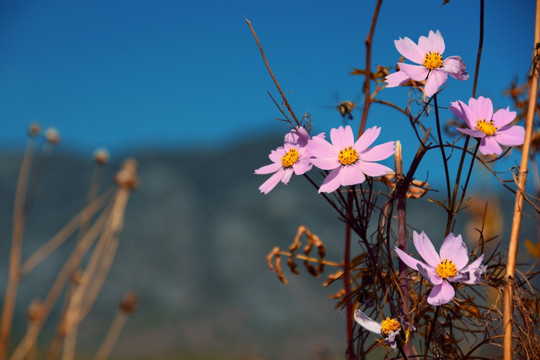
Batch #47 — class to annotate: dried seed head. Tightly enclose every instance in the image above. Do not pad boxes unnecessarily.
[119,291,138,315]
[94,148,110,165]
[45,128,60,145]
[27,122,41,138]
[27,300,43,322]
[115,159,139,190]
[287,256,299,275]
[71,270,84,286]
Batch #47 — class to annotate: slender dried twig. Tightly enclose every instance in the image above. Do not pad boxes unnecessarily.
[20,188,114,276]
[503,1,540,357]
[62,160,137,360]
[357,0,383,139]
[0,135,37,360]
[245,17,300,127]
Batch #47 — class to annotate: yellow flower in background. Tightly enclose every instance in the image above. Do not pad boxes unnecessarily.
[524,239,540,259]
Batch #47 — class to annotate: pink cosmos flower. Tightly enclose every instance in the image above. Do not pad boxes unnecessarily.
[255,127,315,194]
[449,96,525,155]
[308,125,395,193]
[395,231,486,306]
[385,30,469,97]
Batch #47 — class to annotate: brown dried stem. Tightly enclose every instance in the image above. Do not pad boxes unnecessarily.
[357,0,383,139]
[92,311,128,360]
[503,1,540,357]
[62,161,136,360]
[8,203,113,360]
[245,17,300,127]
[20,188,114,276]
[0,136,36,360]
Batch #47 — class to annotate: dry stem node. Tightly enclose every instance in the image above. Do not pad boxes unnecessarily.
[44,128,60,145]
[26,300,43,323]
[119,291,138,315]
[27,123,41,138]
[94,148,110,165]
[114,159,139,190]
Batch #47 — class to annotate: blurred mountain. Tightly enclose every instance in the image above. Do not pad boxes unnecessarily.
[0,137,536,359]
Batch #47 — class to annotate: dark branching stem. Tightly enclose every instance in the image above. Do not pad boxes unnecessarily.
[424,306,440,360]
[433,94,452,220]
[472,0,485,100]
[454,142,480,214]
[445,0,484,235]
[345,188,354,360]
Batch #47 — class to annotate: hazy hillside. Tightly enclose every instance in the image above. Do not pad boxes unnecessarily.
[0,137,536,359]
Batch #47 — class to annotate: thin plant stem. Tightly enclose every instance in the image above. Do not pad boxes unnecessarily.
[471,0,484,100]
[344,188,354,360]
[446,0,484,235]
[503,1,540,357]
[62,188,130,360]
[453,143,480,214]
[273,251,340,267]
[395,141,411,357]
[0,137,36,360]
[357,0,383,139]
[92,311,129,360]
[46,166,109,360]
[433,94,452,223]
[20,188,114,276]
[424,306,440,360]
[7,203,113,360]
[245,18,300,127]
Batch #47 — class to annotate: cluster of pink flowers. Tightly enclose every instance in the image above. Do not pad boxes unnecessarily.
[255,28,527,351]
[255,125,395,194]
[385,30,525,154]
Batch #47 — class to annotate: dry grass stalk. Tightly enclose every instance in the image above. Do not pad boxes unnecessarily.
[46,151,110,359]
[92,292,138,360]
[20,189,114,276]
[8,204,113,360]
[62,159,138,360]
[6,158,137,360]
[503,1,540,357]
[0,131,39,360]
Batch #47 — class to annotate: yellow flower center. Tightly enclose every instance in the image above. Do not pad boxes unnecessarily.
[476,119,498,136]
[436,259,457,279]
[380,317,401,335]
[338,146,359,165]
[281,148,299,168]
[423,51,443,70]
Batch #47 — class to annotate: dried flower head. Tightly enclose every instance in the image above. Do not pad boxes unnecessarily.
[119,291,138,315]
[44,128,60,145]
[27,122,41,138]
[94,148,110,164]
[115,159,139,190]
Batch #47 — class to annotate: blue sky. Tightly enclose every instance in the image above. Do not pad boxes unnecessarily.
[0,0,534,174]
